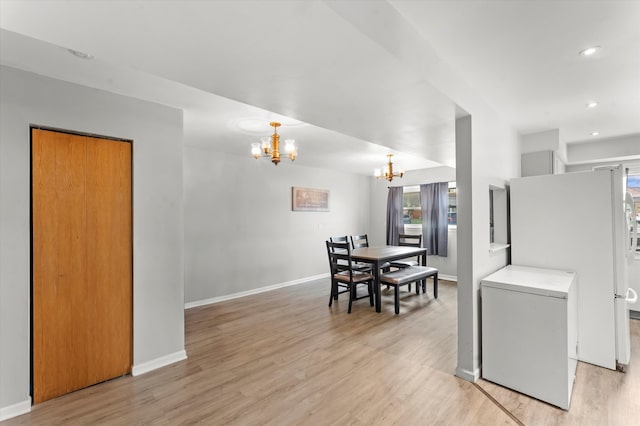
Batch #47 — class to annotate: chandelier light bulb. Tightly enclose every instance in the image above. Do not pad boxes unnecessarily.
[285,139,295,153]
[251,143,261,158]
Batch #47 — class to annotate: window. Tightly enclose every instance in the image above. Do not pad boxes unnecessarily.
[627,174,640,253]
[448,183,457,226]
[489,188,494,244]
[402,182,456,227]
[403,186,421,224]
[489,185,509,252]
[629,175,640,220]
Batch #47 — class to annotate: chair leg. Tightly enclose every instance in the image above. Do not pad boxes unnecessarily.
[394,285,400,314]
[348,284,354,314]
[433,274,438,299]
[329,280,335,307]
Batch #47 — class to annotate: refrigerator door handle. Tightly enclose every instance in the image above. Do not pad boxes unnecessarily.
[615,288,637,303]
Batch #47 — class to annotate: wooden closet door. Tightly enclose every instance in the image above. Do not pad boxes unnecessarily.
[32,129,132,403]
[85,136,132,385]
[32,130,89,403]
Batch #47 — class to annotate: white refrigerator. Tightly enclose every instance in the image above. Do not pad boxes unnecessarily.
[510,165,638,370]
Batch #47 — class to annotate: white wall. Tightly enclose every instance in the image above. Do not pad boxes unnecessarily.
[567,159,640,174]
[455,113,521,382]
[183,146,371,303]
[0,66,185,415]
[368,166,457,278]
[567,134,640,167]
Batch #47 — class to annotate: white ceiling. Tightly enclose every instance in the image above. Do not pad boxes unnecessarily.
[1,0,638,175]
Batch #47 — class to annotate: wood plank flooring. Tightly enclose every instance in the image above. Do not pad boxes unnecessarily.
[477,315,640,426]
[6,278,639,425]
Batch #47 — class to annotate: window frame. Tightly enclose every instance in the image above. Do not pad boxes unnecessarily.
[401,182,457,231]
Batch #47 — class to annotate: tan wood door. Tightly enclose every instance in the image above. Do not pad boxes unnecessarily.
[32,129,132,403]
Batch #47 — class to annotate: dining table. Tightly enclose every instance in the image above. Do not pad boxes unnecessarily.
[351,245,427,312]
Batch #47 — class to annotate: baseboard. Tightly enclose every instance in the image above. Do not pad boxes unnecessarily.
[439,274,457,282]
[185,273,330,309]
[0,398,31,422]
[132,349,187,376]
[455,365,481,383]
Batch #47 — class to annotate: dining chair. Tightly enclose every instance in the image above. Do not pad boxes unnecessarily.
[350,234,391,271]
[390,234,423,268]
[390,233,423,291]
[327,236,371,304]
[326,240,375,313]
[350,234,369,249]
[330,235,372,273]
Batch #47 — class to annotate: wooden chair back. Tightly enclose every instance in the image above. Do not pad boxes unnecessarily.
[398,233,422,248]
[350,234,369,249]
[326,240,355,278]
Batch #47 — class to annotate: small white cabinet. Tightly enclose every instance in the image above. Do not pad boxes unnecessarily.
[481,265,577,410]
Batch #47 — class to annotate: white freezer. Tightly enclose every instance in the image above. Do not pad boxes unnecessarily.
[510,166,632,370]
[481,265,578,410]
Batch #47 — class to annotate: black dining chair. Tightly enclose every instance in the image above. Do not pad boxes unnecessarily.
[350,234,391,271]
[326,240,374,313]
[390,233,423,292]
[350,234,369,249]
[331,235,372,273]
[390,234,423,268]
[328,235,372,304]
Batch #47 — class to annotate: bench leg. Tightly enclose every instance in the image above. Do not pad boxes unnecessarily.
[394,285,400,314]
[433,274,438,299]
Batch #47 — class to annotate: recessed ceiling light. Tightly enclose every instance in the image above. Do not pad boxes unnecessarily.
[586,101,598,108]
[67,49,94,60]
[591,131,600,136]
[579,46,600,57]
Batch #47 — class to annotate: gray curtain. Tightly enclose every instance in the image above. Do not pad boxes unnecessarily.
[386,186,404,245]
[420,182,448,256]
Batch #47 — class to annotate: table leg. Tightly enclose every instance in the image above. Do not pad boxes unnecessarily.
[374,260,381,313]
[421,252,427,294]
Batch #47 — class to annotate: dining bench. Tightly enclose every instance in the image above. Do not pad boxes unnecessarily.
[379,266,439,314]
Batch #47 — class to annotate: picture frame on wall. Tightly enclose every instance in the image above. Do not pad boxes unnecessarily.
[292,187,330,212]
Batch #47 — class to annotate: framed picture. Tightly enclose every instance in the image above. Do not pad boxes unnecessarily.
[292,187,330,212]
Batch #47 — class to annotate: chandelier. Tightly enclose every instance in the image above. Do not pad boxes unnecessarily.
[251,122,297,166]
[374,154,404,182]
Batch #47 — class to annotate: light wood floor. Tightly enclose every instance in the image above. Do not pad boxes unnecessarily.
[5,279,639,425]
